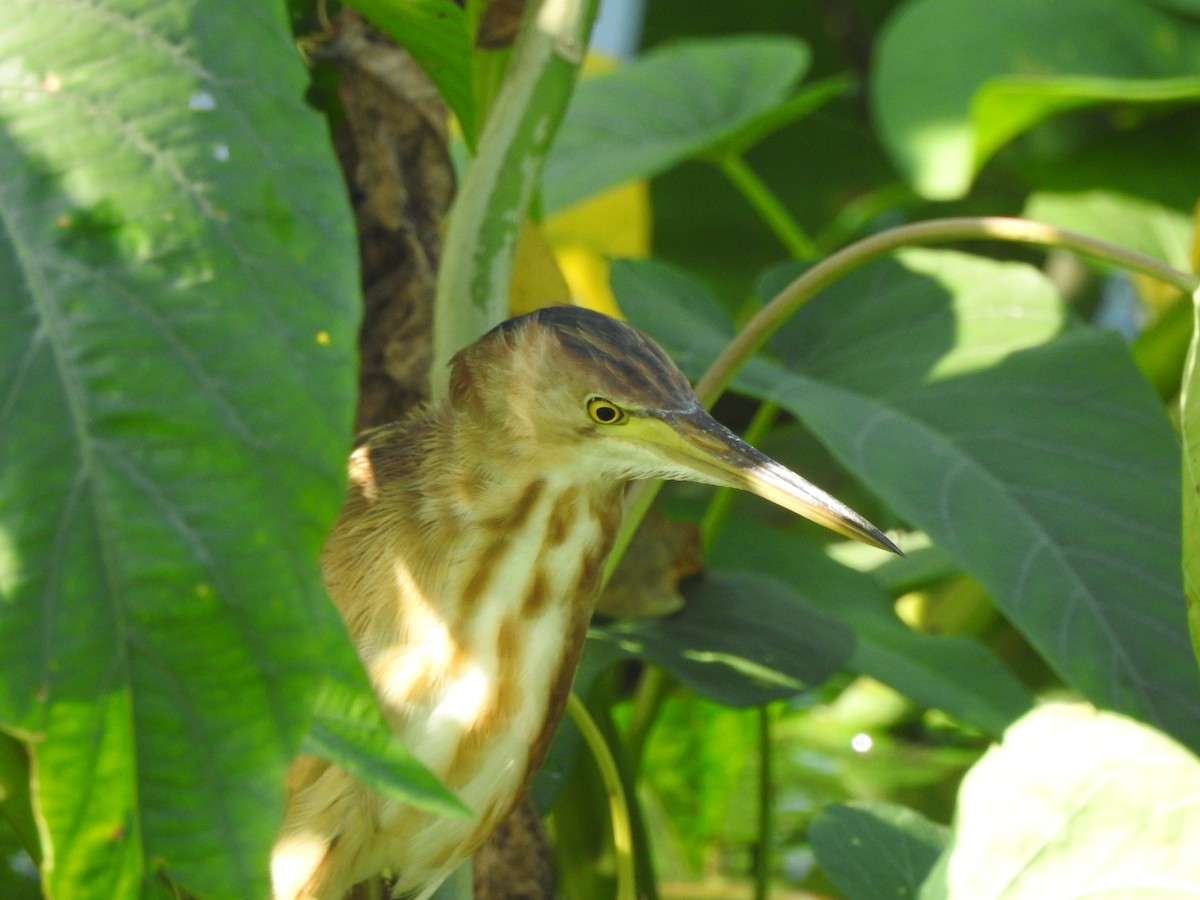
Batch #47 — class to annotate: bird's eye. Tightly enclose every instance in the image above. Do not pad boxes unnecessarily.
[586,396,627,425]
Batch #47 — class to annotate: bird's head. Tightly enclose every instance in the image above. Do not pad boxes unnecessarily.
[448,306,899,554]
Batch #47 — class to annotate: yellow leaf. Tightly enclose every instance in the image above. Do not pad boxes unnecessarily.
[509,220,572,316]
[543,180,652,318]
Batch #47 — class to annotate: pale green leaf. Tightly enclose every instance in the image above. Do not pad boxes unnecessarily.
[921,704,1200,898]
[1024,190,1193,269]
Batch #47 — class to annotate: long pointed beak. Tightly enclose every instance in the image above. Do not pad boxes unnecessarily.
[635,407,902,555]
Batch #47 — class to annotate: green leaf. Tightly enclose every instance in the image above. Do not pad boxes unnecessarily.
[543,35,812,212]
[920,704,1200,898]
[0,1,368,895]
[810,802,949,900]
[1024,190,1193,269]
[1015,111,1200,216]
[751,251,1199,747]
[711,528,1032,737]
[349,0,478,147]
[873,0,1200,198]
[592,572,854,707]
[709,74,852,160]
[1182,286,1200,670]
[0,818,39,900]
[620,251,1200,749]
[1132,291,1192,400]
[0,733,37,866]
[637,696,761,870]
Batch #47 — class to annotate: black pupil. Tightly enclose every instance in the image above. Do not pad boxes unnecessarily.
[595,404,616,422]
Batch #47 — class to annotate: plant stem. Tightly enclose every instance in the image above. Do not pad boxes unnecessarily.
[567,693,637,900]
[623,664,670,770]
[693,216,1200,408]
[716,154,819,260]
[432,0,598,399]
[754,705,775,900]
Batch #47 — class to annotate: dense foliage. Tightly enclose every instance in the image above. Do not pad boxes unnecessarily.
[4,0,1200,897]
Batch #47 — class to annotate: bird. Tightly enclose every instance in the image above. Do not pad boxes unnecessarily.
[270,305,899,900]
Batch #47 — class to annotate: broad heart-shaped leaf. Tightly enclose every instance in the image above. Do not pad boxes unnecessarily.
[711,527,1032,737]
[542,35,811,213]
[1182,285,1200,669]
[590,572,855,708]
[349,0,477,146]
[756,255,1200,749]
[920,704,1200,898]
[810,802,949,900]
[872,0,1200,198]
[617,250,1200,750]
[0,2,453,896]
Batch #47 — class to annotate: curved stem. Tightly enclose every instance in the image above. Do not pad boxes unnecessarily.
[693,216,1200,407]
[610,217,1194,579]
[566,692,637,900]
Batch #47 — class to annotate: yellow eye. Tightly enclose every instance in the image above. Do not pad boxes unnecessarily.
[586,396,627,425]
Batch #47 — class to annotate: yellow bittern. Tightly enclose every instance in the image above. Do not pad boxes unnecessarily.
[272,306,898,900]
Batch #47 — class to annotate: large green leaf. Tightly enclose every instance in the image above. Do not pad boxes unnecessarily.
[617,251,1200,749]
[810,802,949,900]
[542,35,812,213]
[921,704,1200,898]
[873,0,1200,198]
[591,572,854,707]
[0,1,449,895]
